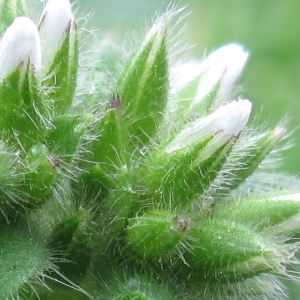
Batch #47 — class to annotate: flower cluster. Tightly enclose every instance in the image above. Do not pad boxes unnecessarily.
[0,0,299,299]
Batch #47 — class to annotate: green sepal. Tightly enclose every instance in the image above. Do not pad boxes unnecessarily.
[142,135,231,209]
[0,229,51,299]
[169,73,208,125]
[116,14,169,147]
[213,192,300,232]
[45,21,79,115]
[100,166,138,245]
[89,94,129,175]
[48,208,92,281]
[0,63,49,150]
[46,114,92,164]
[21,144,56,204]
[125,209,187,261]
[0,0,28,35]
[177,220,282,282]
[0,141,22,219]
[214,127,286,196]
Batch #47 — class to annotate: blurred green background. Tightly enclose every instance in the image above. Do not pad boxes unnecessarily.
[77,0,300,175]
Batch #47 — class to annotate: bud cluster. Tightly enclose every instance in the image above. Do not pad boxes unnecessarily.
[0,0,299,300]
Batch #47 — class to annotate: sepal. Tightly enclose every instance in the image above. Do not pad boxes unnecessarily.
[39,0,78,114]
[212,126,286,196]
[21,144,56,203]
[47,208,92,281]
[177,220,286,282]
[116,13,170,146]
[142,100,251,208]
[125,209,187,261]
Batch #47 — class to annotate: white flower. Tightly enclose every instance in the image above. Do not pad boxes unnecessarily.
[165,99,252,163]
[193,43,249,109]
[38,0,74,72]
[0,17,41,80]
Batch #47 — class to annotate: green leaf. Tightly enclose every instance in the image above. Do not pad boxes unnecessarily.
[0,229,51,298]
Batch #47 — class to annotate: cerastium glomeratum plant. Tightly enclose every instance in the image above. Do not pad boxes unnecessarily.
[0,0,299,299]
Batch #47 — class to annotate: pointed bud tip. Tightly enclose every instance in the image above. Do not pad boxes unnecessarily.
[271,127,286,143]
[144,9,181,44]
[0,16,41,79]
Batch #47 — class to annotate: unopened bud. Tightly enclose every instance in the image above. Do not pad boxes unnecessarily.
[0,17,41,80]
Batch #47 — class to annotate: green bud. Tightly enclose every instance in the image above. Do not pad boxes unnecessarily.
[214,192,300,232]
[125,209,187,261]
[143,100,251,208]
[0,141,22,220]
[176,220,284,281]
[117,13,170,146]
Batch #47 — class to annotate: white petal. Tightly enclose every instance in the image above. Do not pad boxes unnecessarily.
[165,99,252,153]
[194,43,249,107]
[0,17,41,79]
[39,0,73,71]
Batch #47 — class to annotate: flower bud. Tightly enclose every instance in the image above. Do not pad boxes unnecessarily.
[176,220,286,282]
[142,100,252,208]
[194,43,249,110]
[211,126,286,196]
[48,208,92,281]
[165,99,252,165]
[125,209,187,261]
[39,0,74,71]
[0,16,41,80]
[39,0,78,114]
[214,192,300,233]
[117,12,170,146]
